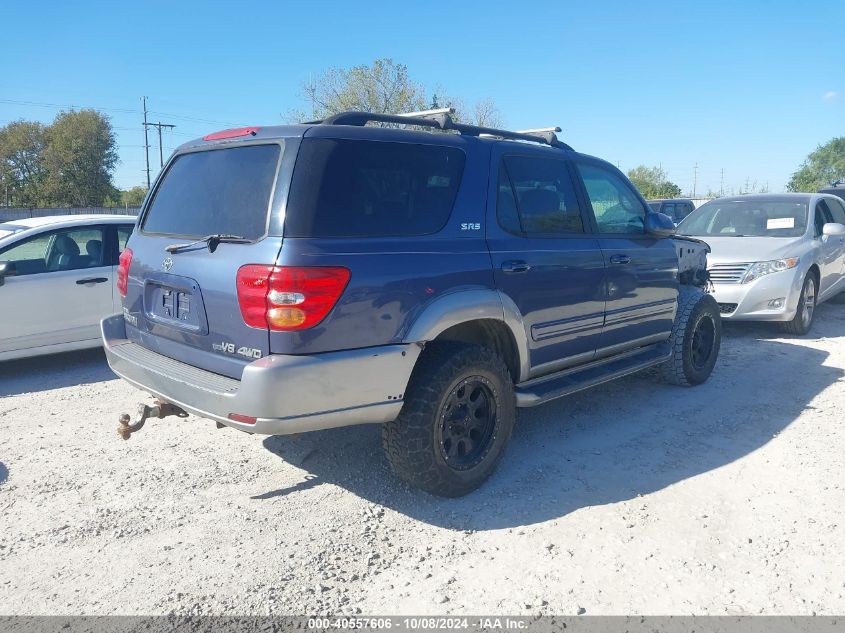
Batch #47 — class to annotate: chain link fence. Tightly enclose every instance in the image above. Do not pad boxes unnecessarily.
[0,207,139,223]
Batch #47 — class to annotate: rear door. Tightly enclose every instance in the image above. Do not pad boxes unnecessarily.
[487,150,606,375]
[0,224,113,352]
[573,160,678,356]
[125,141,287,379]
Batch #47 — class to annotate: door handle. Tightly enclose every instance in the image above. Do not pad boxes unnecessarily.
[76,277,109,285]
[609,254,631,265]
[501,260,531,274]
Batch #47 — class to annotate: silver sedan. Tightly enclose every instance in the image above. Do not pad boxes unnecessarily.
[0,214,136,361]
[676,193,845,335]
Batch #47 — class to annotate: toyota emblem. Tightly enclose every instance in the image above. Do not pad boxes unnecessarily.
[162,257,173,272]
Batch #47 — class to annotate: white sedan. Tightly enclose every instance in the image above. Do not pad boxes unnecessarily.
[677,193,845,335]
[0,215,136,361]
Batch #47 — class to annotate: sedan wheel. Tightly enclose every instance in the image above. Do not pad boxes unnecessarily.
[783,274,817,336]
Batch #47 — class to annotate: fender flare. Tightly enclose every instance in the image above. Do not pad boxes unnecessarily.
[402,289,530,382]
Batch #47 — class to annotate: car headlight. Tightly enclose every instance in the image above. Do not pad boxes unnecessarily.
[742,257,800,284]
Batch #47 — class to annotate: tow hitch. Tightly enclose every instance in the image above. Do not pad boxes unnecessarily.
[117,400,188,440]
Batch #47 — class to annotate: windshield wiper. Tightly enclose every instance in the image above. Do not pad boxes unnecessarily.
[165,234,252,254]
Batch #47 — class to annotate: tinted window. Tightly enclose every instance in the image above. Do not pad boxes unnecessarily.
[0,227,105,275]
[678,200,808,238]
[285,139,465,238]
[815,201,834,236]
[577,163,647,234]
[498,156,584,235]
[825,197,845,224]
[496,164,522,234]
[648,201,661,212]
[142,144,281,240]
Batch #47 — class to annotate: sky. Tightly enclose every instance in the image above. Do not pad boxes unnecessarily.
[1,0,842,196]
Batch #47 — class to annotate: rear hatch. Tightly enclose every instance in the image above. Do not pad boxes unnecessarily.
[123,140,286,379]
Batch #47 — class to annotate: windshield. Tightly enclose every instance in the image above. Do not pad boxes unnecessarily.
[677,199,808,238]
[142,144,281,240]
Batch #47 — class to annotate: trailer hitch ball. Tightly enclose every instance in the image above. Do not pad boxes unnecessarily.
[117,400,187,440]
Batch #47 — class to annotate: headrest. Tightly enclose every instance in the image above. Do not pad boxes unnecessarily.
[54,234,80,256]
[86,239,102,257]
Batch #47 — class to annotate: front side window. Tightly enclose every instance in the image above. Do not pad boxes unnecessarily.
[824,197,845,224]
[815,201,833,236]
[0,227,106,275]
[577,163,647,234]
[142,144,281,240]
[285,139,465,238]
[497,155,584,235]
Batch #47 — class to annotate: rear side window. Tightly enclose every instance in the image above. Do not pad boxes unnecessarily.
[285,139,465,237]
[142,144,281,240]
[497,155,584,235]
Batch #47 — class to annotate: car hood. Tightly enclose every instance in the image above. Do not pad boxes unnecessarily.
[689,236,804,264]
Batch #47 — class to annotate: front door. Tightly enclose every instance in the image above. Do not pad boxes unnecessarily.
[487,152,606,377]
[573,160,678,357]
[0,225,114,354]
[814,199,845,299]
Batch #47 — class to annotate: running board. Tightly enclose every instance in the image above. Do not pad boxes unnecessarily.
[515,343,672,407]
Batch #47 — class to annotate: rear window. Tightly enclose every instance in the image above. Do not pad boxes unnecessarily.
[284,139,465,237]
[142,144,281,240]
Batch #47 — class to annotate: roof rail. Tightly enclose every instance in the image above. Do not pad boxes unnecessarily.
[315,110,572,151]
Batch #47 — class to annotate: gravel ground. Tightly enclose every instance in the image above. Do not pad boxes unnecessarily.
[1,304,844,616]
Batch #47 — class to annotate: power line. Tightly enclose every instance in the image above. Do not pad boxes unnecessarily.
[0,97,239,127]
[144,120,176,168]
[142,97,151,189]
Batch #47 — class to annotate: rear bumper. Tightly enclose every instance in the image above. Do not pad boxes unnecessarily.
[100,314,420,435]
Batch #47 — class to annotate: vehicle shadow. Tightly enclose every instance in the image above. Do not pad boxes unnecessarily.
[0,348,116,398]
[258,334,842,530]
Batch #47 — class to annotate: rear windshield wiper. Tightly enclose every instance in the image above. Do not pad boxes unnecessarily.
[165,234,252,254]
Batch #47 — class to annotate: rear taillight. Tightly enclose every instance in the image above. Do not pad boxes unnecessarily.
[117,248,133,298]
[236,265,350,331]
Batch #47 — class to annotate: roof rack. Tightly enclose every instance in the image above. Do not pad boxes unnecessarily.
[315,109,572,150]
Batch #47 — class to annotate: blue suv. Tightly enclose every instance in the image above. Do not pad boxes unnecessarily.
[102,109,721,496]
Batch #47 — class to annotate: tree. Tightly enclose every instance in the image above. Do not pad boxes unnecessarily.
[296,58,502,127]
[302,58,427,119]
[41,109,118,207]
[626,165,682,200]
[121,186,148,207]
[0,120,46,206]
[787,137,845,192]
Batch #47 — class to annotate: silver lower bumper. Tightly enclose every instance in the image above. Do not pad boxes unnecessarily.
[100,314,420,435]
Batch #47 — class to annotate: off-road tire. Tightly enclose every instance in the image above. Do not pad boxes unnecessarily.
[782,273,817,336]
[382,342,516,497]
[660,286,721,386]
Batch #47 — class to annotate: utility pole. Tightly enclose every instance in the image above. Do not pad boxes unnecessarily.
[720,168,725,197]
[142,96,151,189]
[145,121,176,168]
[692,163,699,198]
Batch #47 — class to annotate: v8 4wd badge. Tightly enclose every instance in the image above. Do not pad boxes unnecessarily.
[212,341,262,359]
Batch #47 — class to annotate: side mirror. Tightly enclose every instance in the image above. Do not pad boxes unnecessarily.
[822,222,845,237]
[645,212,675,237]
[0,261,16,287]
